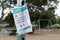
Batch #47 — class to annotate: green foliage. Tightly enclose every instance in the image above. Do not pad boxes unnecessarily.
[13,0,17,5]
[27,0,47,7]
[2,0,58,28]
[0,27,3,31]
[28,0,57,23]
[56,17,60,24]
[0,26,16,31]
[5,12,14,27]
[29,10,40,22]
[46,7,56,24]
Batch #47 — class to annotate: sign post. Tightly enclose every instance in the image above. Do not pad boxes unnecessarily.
[16,34,26,40]
[16,0,27,40]
[11,0,32,40]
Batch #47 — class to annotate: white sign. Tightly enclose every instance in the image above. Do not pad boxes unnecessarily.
[11,6,32,35]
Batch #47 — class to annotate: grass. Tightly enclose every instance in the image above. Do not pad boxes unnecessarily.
[53,27,60,29]
[0,26,16,31]
[0,27,3,31]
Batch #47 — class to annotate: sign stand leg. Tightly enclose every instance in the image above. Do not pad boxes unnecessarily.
[16,34,26,40]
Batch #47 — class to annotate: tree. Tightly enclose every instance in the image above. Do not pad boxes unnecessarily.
[0,0,58,28]
[5,12,14,27]
[0,0,17,27]
[27,0,58,28]
[27,0,58,23]
[47,7,56,24]
[56,17,60,24]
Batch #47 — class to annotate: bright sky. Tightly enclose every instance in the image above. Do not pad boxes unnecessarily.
[0,7,2,18]
[2,8,10,20]
[55,0,60,17]
[0,7,10,20]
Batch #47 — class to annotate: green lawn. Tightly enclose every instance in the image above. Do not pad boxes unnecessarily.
[0,27,3,31]
[0,26,16,31]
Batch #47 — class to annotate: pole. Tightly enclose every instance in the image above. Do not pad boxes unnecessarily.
[38,19,40,31]
[39,20,40,31]
[17,0,22,6]
[16,34,26,40]
[16,0,26,40]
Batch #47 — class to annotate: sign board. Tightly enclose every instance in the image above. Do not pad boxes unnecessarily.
[11,6,32,35]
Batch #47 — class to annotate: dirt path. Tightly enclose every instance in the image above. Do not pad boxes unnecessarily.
[0,34,16,40]
[0,29,60,40]
[26,29,60,40]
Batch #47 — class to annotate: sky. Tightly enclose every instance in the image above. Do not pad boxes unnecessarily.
[2,8,10,20]
[55,0,60,17]
[0,7,2,18]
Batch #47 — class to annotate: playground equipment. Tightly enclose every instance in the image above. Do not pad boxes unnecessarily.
[37,19,52,31]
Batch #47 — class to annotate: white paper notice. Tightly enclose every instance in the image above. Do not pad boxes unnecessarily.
[11,6,32,35]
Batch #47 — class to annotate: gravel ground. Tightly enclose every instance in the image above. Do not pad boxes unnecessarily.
[0,29,60,40]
